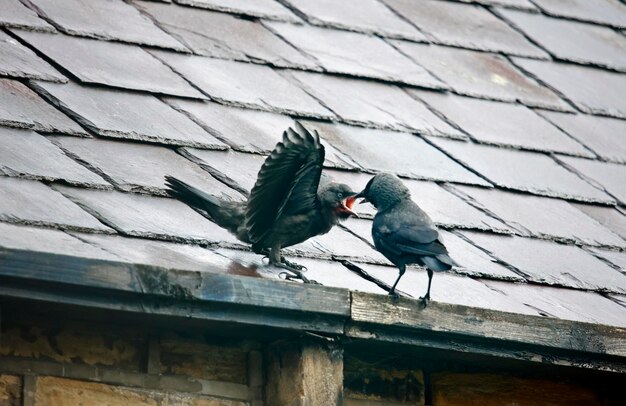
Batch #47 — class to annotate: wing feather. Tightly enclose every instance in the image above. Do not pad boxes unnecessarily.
[245,122,325,243]
[373,213,449,260]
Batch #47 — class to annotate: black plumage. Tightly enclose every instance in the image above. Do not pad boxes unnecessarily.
[165,122,356,281]
[356,172,456,306]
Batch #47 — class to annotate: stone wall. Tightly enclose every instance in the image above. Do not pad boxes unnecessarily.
[0,314,261,406]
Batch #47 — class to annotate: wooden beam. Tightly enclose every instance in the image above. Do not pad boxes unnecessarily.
[265,339,344,406]
[2,248,626,371]
[348,292,626,372]
[0,248,350,334]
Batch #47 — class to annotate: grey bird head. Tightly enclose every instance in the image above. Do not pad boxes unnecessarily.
[355,172,410,211]
[318,182,357,220]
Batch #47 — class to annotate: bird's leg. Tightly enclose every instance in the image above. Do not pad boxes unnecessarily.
[420,269,434,308]
[388,265,406,301]
[269,247,319,284]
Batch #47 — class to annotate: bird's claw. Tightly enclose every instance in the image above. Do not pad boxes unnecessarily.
[280,256,307,271]
[274,261,317,284]
[419,295,430,309]
[278,269,320,284]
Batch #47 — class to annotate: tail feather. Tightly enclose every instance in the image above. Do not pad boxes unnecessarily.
[422,254,455,272]
[165,176,221,212]
[164,176,246,237]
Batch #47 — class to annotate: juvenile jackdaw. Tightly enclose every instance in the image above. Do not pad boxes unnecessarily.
[165,122,357,282]
[356,172,456,306]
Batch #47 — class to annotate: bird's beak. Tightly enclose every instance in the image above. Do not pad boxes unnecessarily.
[354,190,369,204]
[339,194,358,217]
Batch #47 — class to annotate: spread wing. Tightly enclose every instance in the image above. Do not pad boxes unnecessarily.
[245,122,325,243]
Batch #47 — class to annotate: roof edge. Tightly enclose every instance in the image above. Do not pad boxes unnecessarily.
[1,248,625,372]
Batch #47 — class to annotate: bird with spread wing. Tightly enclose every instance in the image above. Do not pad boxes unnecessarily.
[165,122,357,282]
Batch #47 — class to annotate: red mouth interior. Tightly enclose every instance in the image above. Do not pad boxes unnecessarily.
[336,195,357,217]
[345,195,356,210]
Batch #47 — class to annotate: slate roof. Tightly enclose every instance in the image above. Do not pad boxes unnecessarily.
[1,0,626,331]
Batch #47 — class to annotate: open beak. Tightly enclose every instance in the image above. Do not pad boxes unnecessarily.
[339,194,358,217]
[354,190,369,204]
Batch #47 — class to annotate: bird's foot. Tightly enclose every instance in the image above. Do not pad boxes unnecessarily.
[280,256,307,271]
[419,294,430,309]
[388,289,401,303]
[275,262,319,284]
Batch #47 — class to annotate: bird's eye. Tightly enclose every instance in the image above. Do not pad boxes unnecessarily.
[337,192,343,199]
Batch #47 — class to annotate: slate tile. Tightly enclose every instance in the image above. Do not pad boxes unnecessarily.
[410,183,509,231]
[266,22,443,88]
[558,156,626,205]
[0,31,64,82]
[31,81,226,149]
[15,30,204,98]
[216,247,388,291]
[572,204,626,241]
[384,0,547,58]
[284,0,427,41]
[173,0,300,22]
[167,100,293,153]
[53,186,241,244]
[499,9,626,72]
[307,122,489,185]
[167,102,359,169]
[358,262,538,314]
[0,223,120,261]
[461,231,626,293]
[513,58,626,119]
[28,0,186,49]
[74,233,233,272]
[402,181,508,231]
[452,185,625,247]
[334,170,504,229]
[457,0,536,11]
[179,148,266,194]
[484,280,626,328]
[0,128,108,187]
[539,111,626,164]
[430,138,613,203]
[588,248,626,272]
[0,177,111,232]
[137,1,315,69]
[287,225,390,265]
[610,293,626,309]
[394,41,572,111]
[287,72,462,136]
[439,231,522,280]
[0,78,85,135]
[211,248,283,279]
[0,0,54,31]
[282,257,388,293]
[49,136,242,200]
[416,91,591,156]
[344,218,518,280]
[531,0,626,29]
[154,52,333,118]
[185,148,359,198]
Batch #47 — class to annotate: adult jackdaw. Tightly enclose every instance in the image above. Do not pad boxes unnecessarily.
[356,172,456,306]
[165,122,357,282]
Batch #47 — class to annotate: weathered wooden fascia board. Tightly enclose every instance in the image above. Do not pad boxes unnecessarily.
[348,292,626,371]
[3,248,626,370]
[0,248,350,333]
